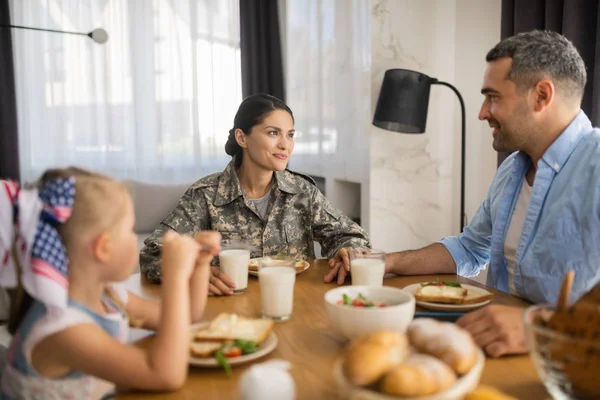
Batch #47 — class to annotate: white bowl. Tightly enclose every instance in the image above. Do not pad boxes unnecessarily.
[324,286,415,340]
[332,349,485,400]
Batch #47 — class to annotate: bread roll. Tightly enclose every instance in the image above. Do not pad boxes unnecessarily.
[344,330,408,386]
[408,318,477,374]
[465,385,518,400]
[381,353,456,397]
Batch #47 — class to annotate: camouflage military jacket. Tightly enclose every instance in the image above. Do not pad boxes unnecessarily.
[140,161,371,283]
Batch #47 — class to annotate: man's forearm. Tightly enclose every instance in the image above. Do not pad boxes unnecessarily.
[385,243,456,275]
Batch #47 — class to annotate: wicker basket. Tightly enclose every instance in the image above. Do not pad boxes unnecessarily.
[524,280,600,399]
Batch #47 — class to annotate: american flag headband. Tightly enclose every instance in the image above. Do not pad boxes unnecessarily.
[0,177,75,309]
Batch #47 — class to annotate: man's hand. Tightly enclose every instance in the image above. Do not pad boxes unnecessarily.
[456,305,528,358]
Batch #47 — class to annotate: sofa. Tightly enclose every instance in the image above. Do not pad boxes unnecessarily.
[123,180,191,272]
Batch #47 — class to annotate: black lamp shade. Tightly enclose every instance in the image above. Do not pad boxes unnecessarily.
[373,69,437,134]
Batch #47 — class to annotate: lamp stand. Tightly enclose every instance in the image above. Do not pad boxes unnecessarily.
[434,81,466,232]
[0,24,108,44]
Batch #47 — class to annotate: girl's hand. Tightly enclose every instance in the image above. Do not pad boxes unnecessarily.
[193,232,235,296]
[194,231,222,268]
[161,230,200,280]
[188,231,222,320]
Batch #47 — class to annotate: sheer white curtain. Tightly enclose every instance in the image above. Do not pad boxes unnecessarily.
[9,0,241,184]
[284,0,370,184]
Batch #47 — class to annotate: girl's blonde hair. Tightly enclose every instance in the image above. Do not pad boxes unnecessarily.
[41,167,128,249]
[8,167,129,334]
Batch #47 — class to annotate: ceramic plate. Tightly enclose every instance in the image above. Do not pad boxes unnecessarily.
[402,283,493,312]
[247,258,310,277]
[189,322,278,367]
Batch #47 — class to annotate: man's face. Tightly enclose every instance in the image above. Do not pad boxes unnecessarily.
[479,58,533,153]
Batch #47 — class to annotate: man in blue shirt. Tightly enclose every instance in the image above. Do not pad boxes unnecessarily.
[326,30,600,357]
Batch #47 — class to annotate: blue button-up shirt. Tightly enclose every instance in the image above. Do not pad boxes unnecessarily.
[441,111,600,304]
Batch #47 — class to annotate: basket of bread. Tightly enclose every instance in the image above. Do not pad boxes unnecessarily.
[523,271,600,399]
[333,318,485,399]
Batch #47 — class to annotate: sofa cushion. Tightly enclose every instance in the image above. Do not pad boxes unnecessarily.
[123,181,190,234]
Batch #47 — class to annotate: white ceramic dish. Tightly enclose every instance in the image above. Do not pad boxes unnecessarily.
[333,348,485,400]
[324,286,415,340]
[402,283,492,312]
[188,322,278,367]
[248,258,310,277]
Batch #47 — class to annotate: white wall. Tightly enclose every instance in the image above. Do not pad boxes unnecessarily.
[455,0,501,226]
[284,0,501,281]
[369,0,501,261]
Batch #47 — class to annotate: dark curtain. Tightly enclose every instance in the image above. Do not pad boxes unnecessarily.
[498,0,600,166]
[0,0,20,180]
[239,0,286,101]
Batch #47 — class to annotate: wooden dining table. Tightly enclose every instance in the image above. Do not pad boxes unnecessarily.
[117,260,549,399]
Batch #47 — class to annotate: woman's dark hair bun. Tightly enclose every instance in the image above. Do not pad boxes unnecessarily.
[224,128,238,157]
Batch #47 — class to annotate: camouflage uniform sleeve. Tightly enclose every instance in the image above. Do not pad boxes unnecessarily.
[139,189,210,283]
[310,187,371,258]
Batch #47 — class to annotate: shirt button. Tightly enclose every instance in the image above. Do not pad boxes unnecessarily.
[553,163,560,171]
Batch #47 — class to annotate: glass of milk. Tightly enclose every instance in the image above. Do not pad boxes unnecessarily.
[218,243,252,295]
[349,249,386,287]
[258,257,296,322]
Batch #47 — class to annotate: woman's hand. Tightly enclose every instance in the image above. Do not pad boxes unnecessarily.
[208,267,237,296]
[324,248,352,285]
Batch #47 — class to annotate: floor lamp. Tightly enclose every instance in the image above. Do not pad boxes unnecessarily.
[372,68,466,233]
[0,24,109,44]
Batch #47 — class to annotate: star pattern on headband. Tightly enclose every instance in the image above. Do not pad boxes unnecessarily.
[39,178,75,207]
[31,222,68,276]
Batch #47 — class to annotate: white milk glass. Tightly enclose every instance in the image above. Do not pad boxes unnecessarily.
[350,249,386,287]
[219,245,251,294]
[258,257,296,322]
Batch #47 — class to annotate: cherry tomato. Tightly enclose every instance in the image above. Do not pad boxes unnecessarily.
[223,347,242,358]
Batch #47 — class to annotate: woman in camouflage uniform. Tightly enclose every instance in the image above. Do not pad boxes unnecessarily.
[140,94,371,295]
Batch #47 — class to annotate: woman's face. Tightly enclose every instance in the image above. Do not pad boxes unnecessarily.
[236,109,295,172]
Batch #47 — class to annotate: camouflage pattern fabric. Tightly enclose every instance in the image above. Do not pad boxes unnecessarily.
[140,161,371,283]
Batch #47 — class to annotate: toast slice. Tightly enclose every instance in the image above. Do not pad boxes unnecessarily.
[190,341,223,358]
[194,313,274,344]
[248,259,306,272]
[415,285,468,304]
[462,289,494,304]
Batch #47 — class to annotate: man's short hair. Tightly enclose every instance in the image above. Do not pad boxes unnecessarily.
[486,30,587,101]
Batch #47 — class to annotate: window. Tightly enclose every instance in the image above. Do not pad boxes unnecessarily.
[10,0,242,183]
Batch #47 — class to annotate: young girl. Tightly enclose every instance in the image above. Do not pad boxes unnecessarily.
[0,168,220,399]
